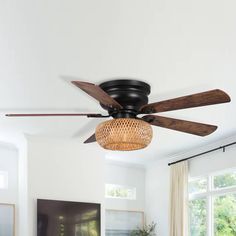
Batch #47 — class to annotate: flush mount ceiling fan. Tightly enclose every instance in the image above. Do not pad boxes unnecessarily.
[6,80,231,151]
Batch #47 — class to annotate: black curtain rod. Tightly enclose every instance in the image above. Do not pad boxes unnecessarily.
[168,141,236,166]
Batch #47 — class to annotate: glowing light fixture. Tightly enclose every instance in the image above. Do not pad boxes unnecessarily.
[95,118,153,151]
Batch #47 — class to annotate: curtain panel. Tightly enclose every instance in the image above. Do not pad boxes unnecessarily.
[169,161,188,236]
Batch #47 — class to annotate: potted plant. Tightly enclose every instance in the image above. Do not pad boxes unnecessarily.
[130,222,157,236]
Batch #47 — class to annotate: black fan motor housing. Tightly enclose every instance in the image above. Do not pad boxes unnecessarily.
[99,79,150,118]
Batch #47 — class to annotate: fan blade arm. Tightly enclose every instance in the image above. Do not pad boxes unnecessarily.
[140,89,231,114]
[84,133,96,143]
[5,113,109,118]
[142,115,217,136]
[71,81,123,110]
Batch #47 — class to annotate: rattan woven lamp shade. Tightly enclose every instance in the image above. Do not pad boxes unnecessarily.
[95,118,153,151]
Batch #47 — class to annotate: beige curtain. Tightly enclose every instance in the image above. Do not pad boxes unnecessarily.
[169,161,189,236]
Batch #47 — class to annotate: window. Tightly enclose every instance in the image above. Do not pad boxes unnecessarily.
[189,198,207,236]
[105,184,136,200]
[0,171,8,189]
[189,169,236,236]
[213,170,236,190]
[189,177,207,195]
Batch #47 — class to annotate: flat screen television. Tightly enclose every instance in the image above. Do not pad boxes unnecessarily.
[37,199,100,236]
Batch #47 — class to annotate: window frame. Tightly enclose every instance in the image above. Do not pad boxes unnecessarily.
[189,168,236,236]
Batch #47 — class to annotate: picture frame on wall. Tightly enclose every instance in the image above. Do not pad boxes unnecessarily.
[0,203,15,236]
[105,209,144,236]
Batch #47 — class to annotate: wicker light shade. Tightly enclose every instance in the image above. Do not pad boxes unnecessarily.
[95,118,153,151]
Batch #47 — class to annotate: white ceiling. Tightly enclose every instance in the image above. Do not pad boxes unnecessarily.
[0,0,236,163]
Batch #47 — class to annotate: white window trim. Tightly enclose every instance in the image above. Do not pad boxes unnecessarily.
[189,168,236,236]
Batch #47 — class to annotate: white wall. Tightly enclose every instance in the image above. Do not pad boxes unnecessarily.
[145,139,236,235]
[189,144,236,178]
[145,159,170,235]
[105,162,145,212]
[26,136,106,236]
[0,144,18,204]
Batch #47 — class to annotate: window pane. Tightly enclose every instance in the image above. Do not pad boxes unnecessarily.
[105,184,136,200]
[189,198,207,236]
[189,177,207,195]
[214,193,236,236]
[213,171,236,190]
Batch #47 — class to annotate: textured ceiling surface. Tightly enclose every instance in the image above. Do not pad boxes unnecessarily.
[0,0,236,163]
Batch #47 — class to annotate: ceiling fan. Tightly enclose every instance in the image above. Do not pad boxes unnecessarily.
[6,79,231,151]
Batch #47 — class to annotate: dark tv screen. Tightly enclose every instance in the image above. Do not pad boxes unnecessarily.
[37,199,100,236]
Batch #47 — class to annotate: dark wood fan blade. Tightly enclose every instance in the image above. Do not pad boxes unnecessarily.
[140,89,231,114]
[142,115,217,136]
[84,133,96,143]
[72,81,123,109]
[5,113,108,117]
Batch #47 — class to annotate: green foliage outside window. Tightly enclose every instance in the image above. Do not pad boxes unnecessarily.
[189,172,236,236]
[214,172,236,189]
[189,178,207,195]
[105,184,136,199]
[189,198,207,236]
[107,187,130,198]
[214,194,236,236]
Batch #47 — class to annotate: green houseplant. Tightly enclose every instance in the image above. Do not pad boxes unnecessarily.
[130,222,157,236]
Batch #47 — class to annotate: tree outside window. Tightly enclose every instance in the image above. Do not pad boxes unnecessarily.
[189,169,236,236]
